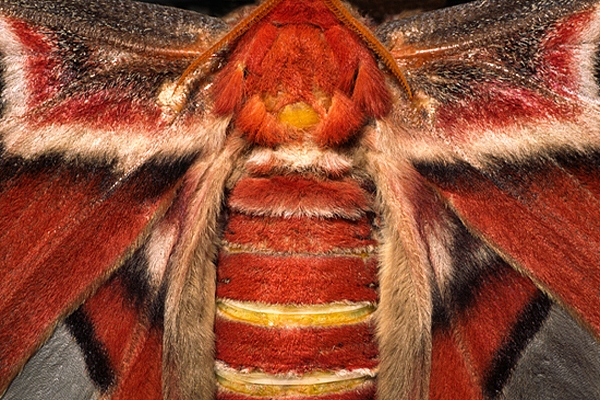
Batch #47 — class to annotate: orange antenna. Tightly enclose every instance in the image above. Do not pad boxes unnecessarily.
[322,0,413,99]
[169,0,412,111]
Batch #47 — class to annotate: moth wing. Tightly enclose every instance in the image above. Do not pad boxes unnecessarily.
[374,0,600,397]
[0,0,229,395]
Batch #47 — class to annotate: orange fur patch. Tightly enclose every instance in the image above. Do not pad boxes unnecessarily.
[212,0,390,147]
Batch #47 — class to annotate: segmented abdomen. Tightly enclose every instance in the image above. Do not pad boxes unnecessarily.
[215,159,380,400]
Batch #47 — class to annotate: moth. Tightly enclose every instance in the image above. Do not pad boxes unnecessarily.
[1,0,600,399]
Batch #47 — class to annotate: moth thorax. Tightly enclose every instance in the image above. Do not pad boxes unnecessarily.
[210,0,391,149]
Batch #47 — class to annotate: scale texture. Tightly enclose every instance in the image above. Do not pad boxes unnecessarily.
[1,0,600,399]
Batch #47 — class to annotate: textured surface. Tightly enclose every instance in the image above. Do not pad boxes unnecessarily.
[2,324,99,400]
[504,305,600,399]
[1,0,600,399]
[216,171,379,398]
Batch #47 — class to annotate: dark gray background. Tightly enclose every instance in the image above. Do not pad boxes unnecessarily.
[137,0,473,22]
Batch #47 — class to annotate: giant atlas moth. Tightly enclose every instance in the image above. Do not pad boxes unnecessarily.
[1,0,600,399]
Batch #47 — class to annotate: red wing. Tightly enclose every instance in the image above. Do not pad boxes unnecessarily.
[0,157,186,393]
[375,0,600,397]
[0,0,228,171]
[382,171,562,399]
[417,156,600,336]
[0,0,230,395]
[377,0,600,169]
[410,154,600,399]
[377,0,600,339]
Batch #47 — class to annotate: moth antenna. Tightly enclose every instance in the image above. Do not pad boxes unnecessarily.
[169,0,284,112]
[322,0,413,99]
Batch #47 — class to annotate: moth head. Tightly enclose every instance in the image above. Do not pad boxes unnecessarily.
[159,0,416,149]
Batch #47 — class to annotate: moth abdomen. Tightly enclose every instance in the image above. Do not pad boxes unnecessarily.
[214,155,380,399]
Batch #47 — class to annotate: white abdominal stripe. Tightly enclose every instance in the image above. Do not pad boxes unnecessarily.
[215,298,378,396]
[216,298,376,328]
[215,362,377,397]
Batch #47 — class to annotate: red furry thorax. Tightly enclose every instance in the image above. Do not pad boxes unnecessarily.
[212,0,391,148]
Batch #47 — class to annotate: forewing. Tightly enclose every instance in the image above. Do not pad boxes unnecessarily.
[373,0,600,397]
[379,0,600,338]
[0,0,229,394]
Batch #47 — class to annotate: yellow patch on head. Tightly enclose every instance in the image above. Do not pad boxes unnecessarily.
[277,101,321,129]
